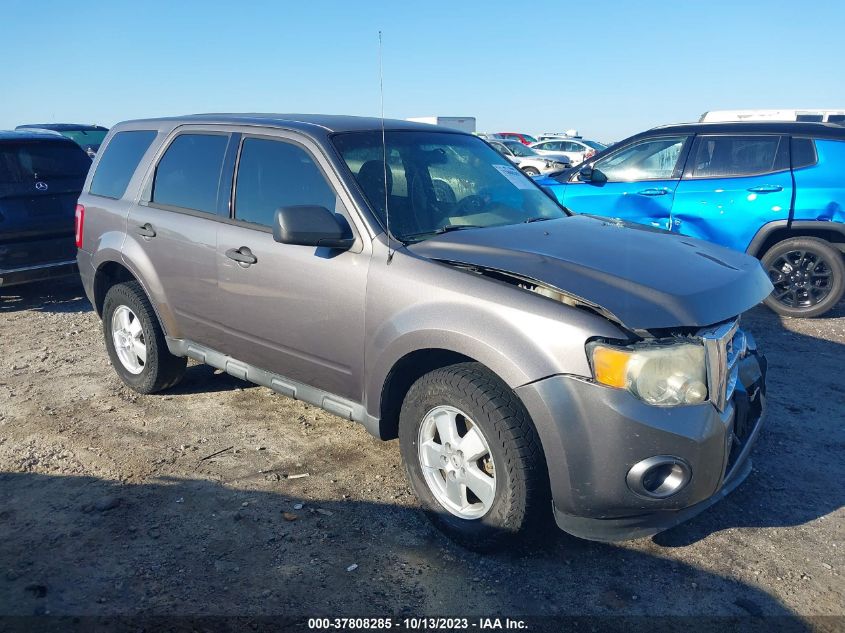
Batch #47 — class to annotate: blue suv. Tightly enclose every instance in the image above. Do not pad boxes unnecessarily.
[537,122,845,317]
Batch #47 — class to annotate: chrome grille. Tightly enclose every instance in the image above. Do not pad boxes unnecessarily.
[700,319,746,412]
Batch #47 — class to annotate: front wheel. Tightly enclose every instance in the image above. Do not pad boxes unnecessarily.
[398,363,547,551]
[761,237,844,318]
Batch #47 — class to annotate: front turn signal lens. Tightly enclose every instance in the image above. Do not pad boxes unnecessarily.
[592,346,631,388]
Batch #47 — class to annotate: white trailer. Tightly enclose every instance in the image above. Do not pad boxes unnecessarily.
[406,116,477,133]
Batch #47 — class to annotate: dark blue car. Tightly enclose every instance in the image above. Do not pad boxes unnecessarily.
[537,121,845,317]
[0,130,91,288]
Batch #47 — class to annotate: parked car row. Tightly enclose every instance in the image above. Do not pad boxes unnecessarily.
[487,139,571,175]
[0,112,839,552]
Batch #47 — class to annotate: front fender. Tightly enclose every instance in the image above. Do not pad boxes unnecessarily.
[362,250,627,418]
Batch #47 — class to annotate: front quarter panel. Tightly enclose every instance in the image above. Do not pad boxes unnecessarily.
[363,242,628,417]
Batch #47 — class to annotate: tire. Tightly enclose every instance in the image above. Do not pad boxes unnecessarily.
[102,280,187,393]
[398,362,547,551]
[521,167,540,176]
[761,237,845,318]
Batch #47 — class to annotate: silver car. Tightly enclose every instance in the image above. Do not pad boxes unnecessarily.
[488,139,570,175]
[77,114,771,550]
[531,137,607,165]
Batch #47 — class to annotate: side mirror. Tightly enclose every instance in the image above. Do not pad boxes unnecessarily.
[577,166,607,183]
[273,206,354,249]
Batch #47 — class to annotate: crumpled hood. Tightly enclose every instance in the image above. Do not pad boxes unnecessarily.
[407,215,774,330]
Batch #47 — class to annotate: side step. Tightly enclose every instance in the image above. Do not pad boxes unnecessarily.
[165,337,374,430]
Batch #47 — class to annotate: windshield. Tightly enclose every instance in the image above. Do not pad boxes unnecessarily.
[0,140,91,183]
[332,131,565,242]
[522,134,538,144]
[503,141,537,157]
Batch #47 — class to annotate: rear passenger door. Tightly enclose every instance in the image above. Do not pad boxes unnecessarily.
[672,134,792,252]
[127,129,236,348]
[214,133,368,401]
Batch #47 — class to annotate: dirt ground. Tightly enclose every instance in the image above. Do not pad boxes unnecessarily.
[0,278,842,626]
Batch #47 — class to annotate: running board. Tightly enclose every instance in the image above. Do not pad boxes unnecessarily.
[165,337,380,435]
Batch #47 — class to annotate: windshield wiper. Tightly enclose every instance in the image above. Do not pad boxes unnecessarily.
[523,216,552,223]
[401,224,484,241]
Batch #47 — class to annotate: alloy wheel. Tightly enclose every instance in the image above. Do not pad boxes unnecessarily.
[111,305,147,375]
[767,249,833,309]
[417,405,496,520]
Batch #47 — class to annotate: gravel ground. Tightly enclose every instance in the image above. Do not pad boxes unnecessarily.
[0,278,842,626]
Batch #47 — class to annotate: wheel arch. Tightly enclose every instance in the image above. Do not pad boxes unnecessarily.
[376,348,476,440]
[93,258,172,338]
[93,260,137,316]
[747,220,845,258]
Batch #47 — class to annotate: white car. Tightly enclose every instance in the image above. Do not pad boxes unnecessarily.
[488,140,570,176]
[530,138,607,166]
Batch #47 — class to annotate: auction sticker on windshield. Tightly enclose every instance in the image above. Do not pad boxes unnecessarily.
[492,164,534,189]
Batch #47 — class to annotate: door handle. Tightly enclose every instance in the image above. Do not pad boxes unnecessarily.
[747,185,783,193]
[136,223,156,238]
[225,246,257,265]
[636,188,669,196]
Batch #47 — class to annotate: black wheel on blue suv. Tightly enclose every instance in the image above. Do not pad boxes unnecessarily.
[398,362,548,551]
[761,237,845,318]
[102,281,187,393]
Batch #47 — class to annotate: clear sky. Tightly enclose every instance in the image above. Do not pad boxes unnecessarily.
[2,0,843,141]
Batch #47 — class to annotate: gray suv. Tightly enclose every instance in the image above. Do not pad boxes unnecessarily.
[77,114,772,549]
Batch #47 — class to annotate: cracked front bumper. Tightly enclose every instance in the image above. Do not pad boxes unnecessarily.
[515,352,767,542]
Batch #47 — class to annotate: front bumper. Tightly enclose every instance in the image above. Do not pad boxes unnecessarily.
[515,351,766,541]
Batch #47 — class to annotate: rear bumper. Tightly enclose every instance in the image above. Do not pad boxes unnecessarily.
[76,248,96,307]
[0,259,78,287]
[515,353,766,542]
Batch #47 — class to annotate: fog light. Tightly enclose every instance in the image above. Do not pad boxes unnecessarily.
[627,456,691,499]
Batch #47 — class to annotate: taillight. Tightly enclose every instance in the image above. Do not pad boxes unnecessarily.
[75,204,85,248]
[585,149,596,160]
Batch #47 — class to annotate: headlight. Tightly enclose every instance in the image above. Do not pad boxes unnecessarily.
[590,342,707,406]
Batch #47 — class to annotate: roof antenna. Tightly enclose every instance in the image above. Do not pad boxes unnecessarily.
[379,30,393,264]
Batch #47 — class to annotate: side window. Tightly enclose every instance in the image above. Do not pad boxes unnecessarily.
[594,136,688,182]
[689,135,784,178]
[545,142,561,151]
[791,138,818,170]
[89,130,157,199]
[152,134,229,214]
[234,137,338,227]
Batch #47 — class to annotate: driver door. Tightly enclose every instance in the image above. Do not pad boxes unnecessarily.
[560,135,692,231]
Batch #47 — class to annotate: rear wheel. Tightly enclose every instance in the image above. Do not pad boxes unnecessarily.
[102,281,186,393]
[521,166,540,176]
[398,363,547,551]
[761,237,844,318]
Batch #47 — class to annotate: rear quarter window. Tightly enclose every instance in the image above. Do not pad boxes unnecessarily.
[0,140,90,183]
[90,130,157,199]
[791,137,818,170]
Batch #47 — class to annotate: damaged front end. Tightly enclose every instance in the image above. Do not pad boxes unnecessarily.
[437,259,627,328]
